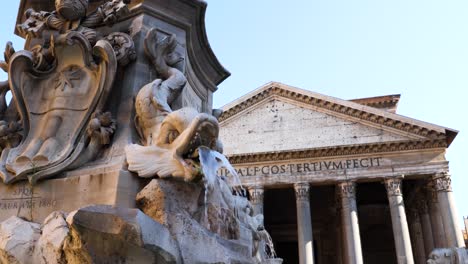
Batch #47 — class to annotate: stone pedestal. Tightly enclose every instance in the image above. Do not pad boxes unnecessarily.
[338,181,363,264]
[294,182,314,264]
[0,169,141,222]
[432,173,465,248]
[384,178,414,264]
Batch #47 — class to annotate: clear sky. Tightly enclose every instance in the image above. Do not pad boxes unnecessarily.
[0,1,467,224]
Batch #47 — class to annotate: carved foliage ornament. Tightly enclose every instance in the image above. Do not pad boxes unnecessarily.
[294,182,310,202]
[339,181,356,199]
[248,186,264,205]
[433,173,452,192]
[384,178,403,196]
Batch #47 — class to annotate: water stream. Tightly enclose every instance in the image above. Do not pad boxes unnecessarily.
[198,146,277,260]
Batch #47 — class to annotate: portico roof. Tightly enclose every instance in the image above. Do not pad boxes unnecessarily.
[220,82,457,149]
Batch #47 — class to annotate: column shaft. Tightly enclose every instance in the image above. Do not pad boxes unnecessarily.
[338,182,363,264]
[433,174,465,248]
[408,209,426,264]
[417,199,435,254]
[427,185,446,248]
[384,178,414,264]
[294,182,314,264]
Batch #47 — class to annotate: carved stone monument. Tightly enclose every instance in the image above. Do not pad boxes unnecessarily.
[0,0,282,263]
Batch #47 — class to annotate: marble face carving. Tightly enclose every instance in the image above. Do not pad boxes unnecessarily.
[0,0,134,184]
[125,28,222,181]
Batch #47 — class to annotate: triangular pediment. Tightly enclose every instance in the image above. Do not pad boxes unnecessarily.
[219,82,456,156]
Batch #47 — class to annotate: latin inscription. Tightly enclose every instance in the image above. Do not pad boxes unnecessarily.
[0,185,57,210]
[219,157,383,177]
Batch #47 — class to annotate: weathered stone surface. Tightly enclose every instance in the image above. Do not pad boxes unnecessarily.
[136,178,202,225]
[427,247,468,264]
[0,169,141,222]
[34,211,69,264]
[63,205,181,264]
[0,216,41,264]
[136,178,278,264]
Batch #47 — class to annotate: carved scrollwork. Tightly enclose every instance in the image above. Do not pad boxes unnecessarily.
[0,42,22,152]
[294,182,310,202]
[82,0,131,28]
[87,111,117,145]
[17,0,131,46]
[384,178,403,196]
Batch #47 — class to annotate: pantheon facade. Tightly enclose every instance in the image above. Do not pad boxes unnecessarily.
[218,82,464,264]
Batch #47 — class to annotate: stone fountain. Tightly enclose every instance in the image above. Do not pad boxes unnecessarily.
[0,0,282,263]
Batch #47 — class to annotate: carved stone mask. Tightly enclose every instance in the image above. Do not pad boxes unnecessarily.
[55,0,88,21]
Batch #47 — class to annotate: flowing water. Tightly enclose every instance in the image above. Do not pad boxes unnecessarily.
[263,230,277,258]
[198,146,277,260]
[198,146,245,195]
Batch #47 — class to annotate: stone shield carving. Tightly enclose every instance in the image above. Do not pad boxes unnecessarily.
[0,32,117,184]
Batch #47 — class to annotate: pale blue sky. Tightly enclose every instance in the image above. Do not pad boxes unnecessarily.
[0,1,467,223]
[205,0,468,223]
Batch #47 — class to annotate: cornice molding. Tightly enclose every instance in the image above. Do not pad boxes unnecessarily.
[226,139,447,164]
[350,94,400,110]
[219,85,446,142]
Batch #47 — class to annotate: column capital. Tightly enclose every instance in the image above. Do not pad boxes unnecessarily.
[432,173,452,192]
[384,177,403,196]
[248,186,264,205]
[294,182,310,202]
[338,181,356,199]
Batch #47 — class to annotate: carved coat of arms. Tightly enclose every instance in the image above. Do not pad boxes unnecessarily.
[0,0,133,184]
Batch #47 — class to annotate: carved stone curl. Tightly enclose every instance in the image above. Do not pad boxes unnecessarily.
[105,32,136,66]
[384,177,403,196]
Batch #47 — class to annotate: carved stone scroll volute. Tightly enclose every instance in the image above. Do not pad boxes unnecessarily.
[0,32,118,184]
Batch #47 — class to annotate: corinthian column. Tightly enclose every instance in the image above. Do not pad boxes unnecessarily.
[338,181,363,264]
[248,186,264,216]
[433,173,465,247]
[294,182,314,264]
[384,178,414,264]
